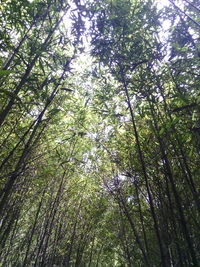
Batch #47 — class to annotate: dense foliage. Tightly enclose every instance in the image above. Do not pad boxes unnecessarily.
[0,0,199,266]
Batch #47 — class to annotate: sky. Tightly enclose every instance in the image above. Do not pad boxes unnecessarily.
[156,0,170,9]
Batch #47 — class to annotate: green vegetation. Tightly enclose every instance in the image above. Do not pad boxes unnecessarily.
[0,0,199,266]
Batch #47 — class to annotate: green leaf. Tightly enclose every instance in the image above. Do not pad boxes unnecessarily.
[39,59,45,75]
[159,127,165,135]
[0,89,21,101]
[48,108,61,116]
[60,88,73,92]
[0,70,14,76]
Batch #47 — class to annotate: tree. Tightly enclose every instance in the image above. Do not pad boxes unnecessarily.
[0,0,199,266]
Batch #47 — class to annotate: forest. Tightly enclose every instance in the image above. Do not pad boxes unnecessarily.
[0,0,199,266]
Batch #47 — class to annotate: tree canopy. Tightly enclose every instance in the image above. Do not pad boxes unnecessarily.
[0,0,200,266]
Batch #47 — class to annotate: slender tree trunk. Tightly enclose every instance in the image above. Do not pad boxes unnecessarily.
[1,4,51,71]
[157,81,200,213]
[88,235,95,267]
[119,64,168,267]
[148,96,199,266]
[0,62,71,217]
[116,188,151,266]
[0,7,69,127]
[22,190,45,267]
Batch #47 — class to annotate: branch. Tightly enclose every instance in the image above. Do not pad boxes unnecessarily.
[172,103,198,112]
